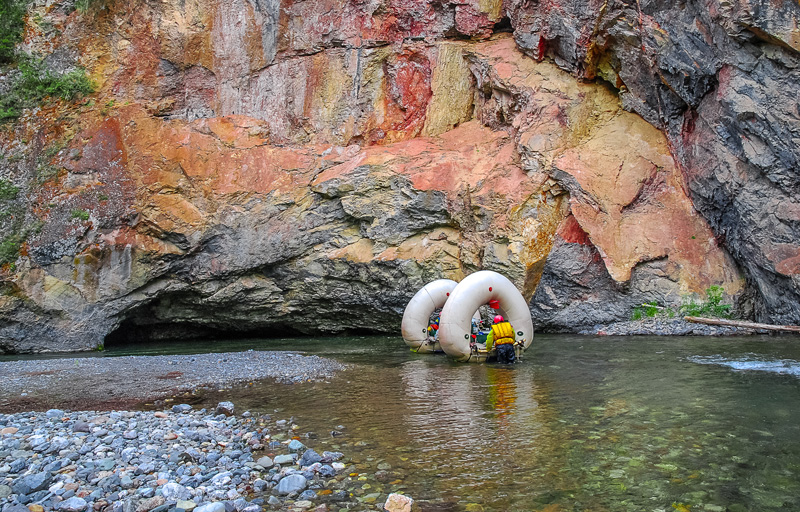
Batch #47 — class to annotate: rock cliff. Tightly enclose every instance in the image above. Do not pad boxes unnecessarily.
[0,0,796,352]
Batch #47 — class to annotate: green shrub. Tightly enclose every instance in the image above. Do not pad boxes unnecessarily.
[631,301,663,321]
[0,233,23,266]
[71,208,89,221]
[75,0,111,14]
[0,56,94,121]
[0,0,28,64]
[0,179,19,200]
[680,285,731,318]
[630,286,732,321]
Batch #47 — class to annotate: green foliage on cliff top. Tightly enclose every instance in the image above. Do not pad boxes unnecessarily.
[0,232,24,267]
[0,0,28,64]
[0,179,20,200]
[0,56,94,121]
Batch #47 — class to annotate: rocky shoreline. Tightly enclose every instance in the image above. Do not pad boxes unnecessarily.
[0,352,346,414]
[578,318,766,336]
[0,352,425,511]
[0,403,403,512]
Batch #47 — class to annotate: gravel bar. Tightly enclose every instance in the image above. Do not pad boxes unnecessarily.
[0,404,404,512]
[0,352,348,413]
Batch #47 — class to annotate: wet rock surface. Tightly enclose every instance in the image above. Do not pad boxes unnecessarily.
[507,0,800,324]
[0,404,395,512]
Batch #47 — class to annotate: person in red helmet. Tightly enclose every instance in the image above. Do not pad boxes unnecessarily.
[486,314,516,363]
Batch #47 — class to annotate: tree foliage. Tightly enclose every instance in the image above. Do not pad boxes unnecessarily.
[0,0,28,64]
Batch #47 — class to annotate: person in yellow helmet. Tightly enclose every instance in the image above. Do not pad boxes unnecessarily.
[486,314,516,363]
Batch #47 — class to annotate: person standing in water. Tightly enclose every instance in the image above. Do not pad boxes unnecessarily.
[486,315,516,363]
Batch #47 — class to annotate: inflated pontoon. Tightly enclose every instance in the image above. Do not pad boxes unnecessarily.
[401,271,534,362]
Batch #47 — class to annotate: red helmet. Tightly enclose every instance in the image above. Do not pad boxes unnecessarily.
[494,315,504,323]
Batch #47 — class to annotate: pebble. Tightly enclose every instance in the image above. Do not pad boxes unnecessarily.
[0,402,376,512]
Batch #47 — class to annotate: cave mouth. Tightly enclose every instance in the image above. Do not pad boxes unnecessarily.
[103,316,308,348]
[493,16,513,34]
[103,297,388,349]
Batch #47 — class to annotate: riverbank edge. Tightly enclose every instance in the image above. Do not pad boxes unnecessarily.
[0,351,348,415]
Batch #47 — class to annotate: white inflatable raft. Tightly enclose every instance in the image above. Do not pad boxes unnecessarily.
[400,279,481,354]
[401,271,534,362]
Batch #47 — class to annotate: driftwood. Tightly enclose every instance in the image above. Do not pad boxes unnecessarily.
[684,316,800,333]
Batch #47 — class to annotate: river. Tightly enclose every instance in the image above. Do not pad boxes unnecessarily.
[85,333,800,511]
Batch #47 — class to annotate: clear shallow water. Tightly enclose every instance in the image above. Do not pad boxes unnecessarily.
[9,334,800,511]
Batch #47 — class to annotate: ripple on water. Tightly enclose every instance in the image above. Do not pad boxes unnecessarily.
[688,354,800,376]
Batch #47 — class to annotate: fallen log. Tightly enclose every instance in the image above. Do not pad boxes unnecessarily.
[684,316,800,333]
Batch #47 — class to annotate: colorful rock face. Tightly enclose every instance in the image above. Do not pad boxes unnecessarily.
[0,0,795,351]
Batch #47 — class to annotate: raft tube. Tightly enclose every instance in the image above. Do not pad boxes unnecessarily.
[439,270,534,362]
[401,279,480,353]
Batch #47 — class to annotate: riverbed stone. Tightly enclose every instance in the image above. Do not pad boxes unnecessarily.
[299,450,322,467]
[256,456,273,469]
[288,440,306,452]
[215,402,235,417]
[273,455,294,465]
[276,474,307,495]
[384,493,413,512]
[0,486,11,499]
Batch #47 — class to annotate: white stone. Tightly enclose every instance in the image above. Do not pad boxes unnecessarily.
[384,493,414,512]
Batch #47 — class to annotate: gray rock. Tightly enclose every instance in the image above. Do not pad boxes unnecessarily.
[0,484,12,498]
[172,405,192,413]
[287,440,305,452]
[2,504,31,512]
[161,482,191,501]
[13,471,52,495]
[255,456,273,469]
[72,421,91,433]
[9,459,26,473]
[275,474,307,495]
[98,458,116,471]
[121,447,137,463]
[215,402,235,417]
[298,490,316,500]
[272,454,294,465]
[58,496,88,511]
[298,449,321,467]
[49,436,71,452]
[320,451,343,462]
[267,496,281,506]
[194,503,226,512]
[46,409,65,418]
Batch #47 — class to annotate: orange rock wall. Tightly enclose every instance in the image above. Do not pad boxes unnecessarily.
[0,0,749,351]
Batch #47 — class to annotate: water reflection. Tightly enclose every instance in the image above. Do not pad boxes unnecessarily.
[126,334,800,511]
